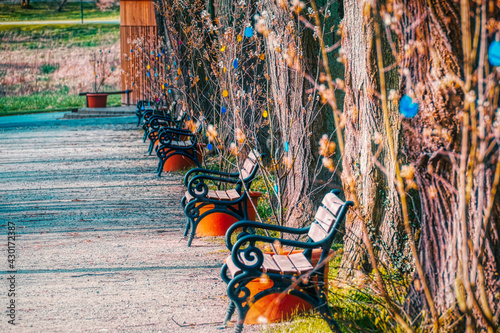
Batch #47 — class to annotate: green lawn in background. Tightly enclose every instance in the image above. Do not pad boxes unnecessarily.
[0,23,120,49]
[0,89,121,116]
[0,3,119,22]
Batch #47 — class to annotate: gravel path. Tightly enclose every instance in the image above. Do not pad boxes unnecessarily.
[0,113,257,332]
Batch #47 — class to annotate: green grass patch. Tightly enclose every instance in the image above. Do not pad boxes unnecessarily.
[263,314,333,333]
[0,3,119,22]
[39,63,59,74]
[0,23,119,49]
[0,88,121,116]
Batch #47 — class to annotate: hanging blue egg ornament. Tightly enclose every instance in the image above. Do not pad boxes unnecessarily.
[233,58,238,69]
[244,26,254,38]
[155,73,157,77]
[147,72,150,77]
[285,141,289,152]
[151,51,153,55]
[168,89,172,94]
[488,40,500,67]
[141,106,145,111]
[399,95,419,118]
[274,185,278,193]
[221,106,227,114]
[207,143,213,150]
[130,49,133,53]
[111,67,114,71]
[174,61,177,66]
[108,50,111,53]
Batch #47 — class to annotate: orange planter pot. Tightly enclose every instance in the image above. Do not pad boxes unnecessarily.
[87,93,108,108]
[243,249,331,324]
[196,191,262,237]
[162,143,205,173]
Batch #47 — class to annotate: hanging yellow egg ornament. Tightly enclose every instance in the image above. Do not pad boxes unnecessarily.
[177,68,181,75]
[223,90,229,97]
[221,45,226,52]
[263,110,268,118]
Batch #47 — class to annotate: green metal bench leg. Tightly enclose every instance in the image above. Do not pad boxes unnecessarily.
[183,218,191,237]
[187,226,196,247]
[234,319,244,333]
[148,140,155,155]
[222,301,236,327]
[157,159,164,177]
[318,294,342,333]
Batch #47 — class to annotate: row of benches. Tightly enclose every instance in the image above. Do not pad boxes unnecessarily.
[135,101,352,333]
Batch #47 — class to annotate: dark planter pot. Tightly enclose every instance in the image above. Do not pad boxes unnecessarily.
[87,93,108,108]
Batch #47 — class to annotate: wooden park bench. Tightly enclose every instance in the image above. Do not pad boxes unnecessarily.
[144,112,187,155]
[182,150,263,247]
[220,189,353,333]
[135,100,155,126]
[79,90,133,107]
[155,121,203,177]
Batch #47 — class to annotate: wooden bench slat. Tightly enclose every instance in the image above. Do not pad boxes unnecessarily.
[242,159,256,174]
[273,255,298,275]
[322,193,344,216]
[240,169,251,180]
[185,191,194,202]
[207,190,219,200]
[248,150,259,162]
[226,189,240,200]
[262,254,281,273]
[225,256,241,278]
[308,222,329,242]
[288,253,314,275]
[315,206,336,232]
[216,190,230,201]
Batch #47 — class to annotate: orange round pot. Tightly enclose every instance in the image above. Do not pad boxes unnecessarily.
[87,93,108,108]
[196,191,262,237]
[162,143,205,173]
[242,249,331,324]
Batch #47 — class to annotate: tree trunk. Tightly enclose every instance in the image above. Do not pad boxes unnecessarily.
[402,1,500,330]
[339,0,404,279]
[57,0,69,12]
[262,1,319,228]
[21,0,31,9]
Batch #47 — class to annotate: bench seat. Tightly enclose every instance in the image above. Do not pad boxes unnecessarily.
[225,252,314,277]
[184,189,240,203]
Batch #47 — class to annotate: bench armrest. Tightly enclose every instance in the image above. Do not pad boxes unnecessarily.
[186,174,243,201]
[230,235,324,273]
[225,220,309,250]
[158,127,195,137]
[184,168,239,187]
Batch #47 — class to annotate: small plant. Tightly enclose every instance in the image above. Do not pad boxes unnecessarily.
[89,49,118,93]
[39,63,58,74]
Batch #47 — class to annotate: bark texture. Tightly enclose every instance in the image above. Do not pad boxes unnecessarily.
[264,2,314,228]
[402,1,500,329]
[340,0,404,278]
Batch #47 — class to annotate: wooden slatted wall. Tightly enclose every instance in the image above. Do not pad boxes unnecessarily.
[120,0,158,105]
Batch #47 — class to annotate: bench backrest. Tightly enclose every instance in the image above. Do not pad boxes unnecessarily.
[308,192,347,243]
[240,150,260,180]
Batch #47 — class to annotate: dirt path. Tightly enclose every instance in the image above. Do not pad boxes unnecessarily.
[0,114,257,332]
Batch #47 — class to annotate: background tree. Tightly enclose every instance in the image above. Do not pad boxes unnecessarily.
[21,0,31,9]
